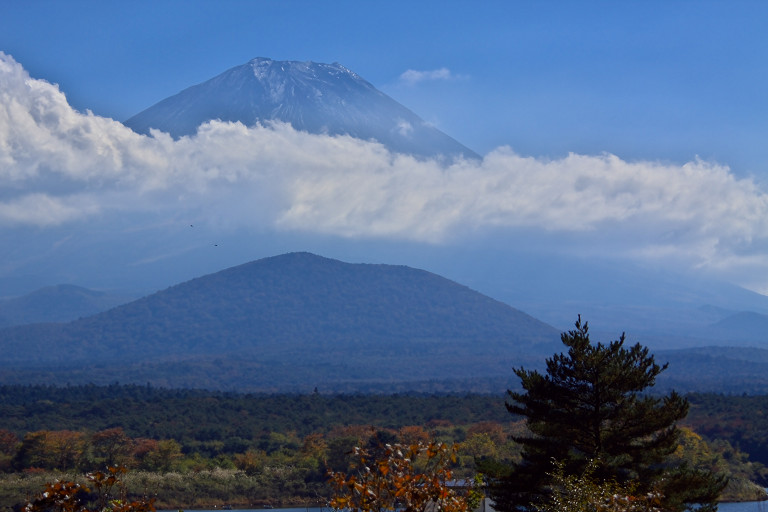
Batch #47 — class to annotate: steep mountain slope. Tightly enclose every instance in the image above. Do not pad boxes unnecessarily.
[0,252,559,391]
[124,57,479,160]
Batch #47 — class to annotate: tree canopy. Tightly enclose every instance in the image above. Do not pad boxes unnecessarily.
[486,316,726,512]
[328,437,475,512]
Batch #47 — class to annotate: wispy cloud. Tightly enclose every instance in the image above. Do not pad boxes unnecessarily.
[2,52,768,291]
[398,67,462,85]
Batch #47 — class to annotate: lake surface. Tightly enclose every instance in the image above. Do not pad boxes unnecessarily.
[720,502,768,512]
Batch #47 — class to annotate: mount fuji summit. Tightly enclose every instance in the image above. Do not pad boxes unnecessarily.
[124,57,479,160]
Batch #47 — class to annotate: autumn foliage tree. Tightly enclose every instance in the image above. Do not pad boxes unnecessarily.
[0,429,19,471]
[23,466,155,512]
[14,430,88,471]
[328,438,477,512]
[534,459,665,512]
[91,428,133,467]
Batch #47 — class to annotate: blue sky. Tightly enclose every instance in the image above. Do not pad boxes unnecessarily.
[1,0,768,301]
[3,0,766,174]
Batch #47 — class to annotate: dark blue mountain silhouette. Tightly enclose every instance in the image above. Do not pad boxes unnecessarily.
[0,252,558,392]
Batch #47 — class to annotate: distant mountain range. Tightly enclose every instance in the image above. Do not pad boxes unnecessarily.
[124,57,479,160]
[709,311,768,342]
[2,252,768,394]
[0,284,136,329]
[0,252,560,392]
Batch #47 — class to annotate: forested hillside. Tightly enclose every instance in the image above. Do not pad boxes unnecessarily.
[3,386,768,464]
[4,254,768,394]
[0,385,510,441]
[0,253,560,392]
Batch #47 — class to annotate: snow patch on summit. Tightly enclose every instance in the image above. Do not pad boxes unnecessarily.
[250,59,271,80]
[124,57,480,160]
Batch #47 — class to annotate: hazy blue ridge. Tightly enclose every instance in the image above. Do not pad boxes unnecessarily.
[0,284,136,328]
[0,252,559,392]
[3,252,768,393]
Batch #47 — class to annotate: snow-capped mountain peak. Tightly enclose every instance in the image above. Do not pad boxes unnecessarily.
[124,57,478,160]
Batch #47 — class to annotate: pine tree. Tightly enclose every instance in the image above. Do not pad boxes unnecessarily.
[485,316,726,512]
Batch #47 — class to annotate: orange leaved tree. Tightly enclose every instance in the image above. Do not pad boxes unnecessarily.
[328,439,477,512]
[23,466,155,512]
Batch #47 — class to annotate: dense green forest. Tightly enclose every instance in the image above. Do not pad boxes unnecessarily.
[1,385,767,509]
[0,385,512,442]
[4,385,768,460]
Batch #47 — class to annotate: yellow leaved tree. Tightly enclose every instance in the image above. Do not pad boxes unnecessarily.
[23,466,155,512]
[328,439,479,512]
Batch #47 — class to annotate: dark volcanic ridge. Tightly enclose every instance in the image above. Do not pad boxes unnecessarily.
[0,252,559,391]
[4,252,768,393]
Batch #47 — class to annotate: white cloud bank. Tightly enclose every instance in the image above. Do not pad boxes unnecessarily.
[2,52,768,291]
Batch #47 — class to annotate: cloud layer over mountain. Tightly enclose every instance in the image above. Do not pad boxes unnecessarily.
[2,52,768,292]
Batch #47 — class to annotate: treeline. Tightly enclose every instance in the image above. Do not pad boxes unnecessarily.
[4,385,768,467]
[2,422,765,508]
[0,421,524,473]
[0,420,525,509]
[686,393,768,468]
[2,385,768,506]
[2,426,767,508]
[0,384,510,442]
